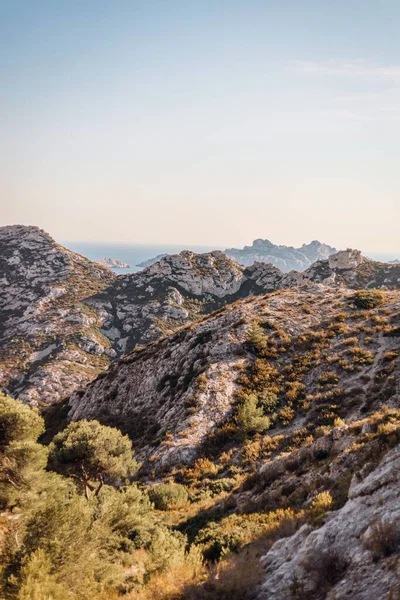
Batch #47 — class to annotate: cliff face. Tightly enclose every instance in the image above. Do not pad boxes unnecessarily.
[257,445,400,600]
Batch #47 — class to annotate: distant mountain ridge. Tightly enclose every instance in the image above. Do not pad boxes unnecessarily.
[138,238,337,272]
[225,238,337,271]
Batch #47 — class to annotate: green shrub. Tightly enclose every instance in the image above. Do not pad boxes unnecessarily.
[235,393,271,434]
[0,393,47,508]
[149,483,189,510]
[247,321,268,353]
[352,290,385,309]
[208,478,237,495]
[195,509,299,562]
[258,390,279,414]
[48,420,137,498]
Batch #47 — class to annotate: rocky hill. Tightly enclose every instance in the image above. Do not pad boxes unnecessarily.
[84,249,400,356]
[2,226,400,599]
[1,227,399,409]
[305,248,400,289]
[68,286,400,467]
[225,238,337,271]
[66,284,400,598]
[0,226,116,406]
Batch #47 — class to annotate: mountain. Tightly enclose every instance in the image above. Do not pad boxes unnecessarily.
[2,226,400,599]
[65,283,400,598]
[224,238,337,271]
[0,226,116,406]
[84,249,400,356]
[67,285,400,468]
[1,227,399,408]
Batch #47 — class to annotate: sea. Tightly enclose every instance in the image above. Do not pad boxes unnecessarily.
[63,242,400,276]
[63,241,224,275]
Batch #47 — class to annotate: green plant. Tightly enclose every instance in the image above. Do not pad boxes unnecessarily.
[148,482,189,510]
[308,491,333,526]
[235,393,271,435]
[48,420,137,499]
[352,290,385,309]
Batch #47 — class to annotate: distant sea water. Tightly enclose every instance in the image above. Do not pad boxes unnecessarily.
[63,242,223,275]
[63,242,400,276]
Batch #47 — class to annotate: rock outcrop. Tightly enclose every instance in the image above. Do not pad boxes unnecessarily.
[98,258,130,269]
[136,254,167,268]
[306,249,400,289]
[257,446,400,599]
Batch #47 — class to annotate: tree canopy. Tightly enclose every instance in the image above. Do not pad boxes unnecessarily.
[48,420,137,498]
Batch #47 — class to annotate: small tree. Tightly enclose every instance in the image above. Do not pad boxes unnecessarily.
[0,393,47,507]
[235,393,270,435]
[49,420,137,499]
[247,321,268,354]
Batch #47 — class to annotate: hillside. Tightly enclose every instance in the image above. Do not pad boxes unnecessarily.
[68,286,400,469]
[1,227,400,599]
[0,226,116,406]
[65,285,400,598]
[1,227,399,408]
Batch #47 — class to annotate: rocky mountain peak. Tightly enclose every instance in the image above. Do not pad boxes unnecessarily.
[252,238,274,249]
[225,238,337,271]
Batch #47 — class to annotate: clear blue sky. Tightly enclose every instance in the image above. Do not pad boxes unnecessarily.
[1,0,399,250]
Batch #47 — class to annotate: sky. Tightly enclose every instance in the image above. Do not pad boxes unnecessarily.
[1,0,399,251]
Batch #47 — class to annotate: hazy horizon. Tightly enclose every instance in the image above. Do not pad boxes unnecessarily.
[2,1,399,250]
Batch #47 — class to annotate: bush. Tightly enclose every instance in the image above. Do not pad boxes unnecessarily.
[48,420,137,498]
[308,491,333,526]
[195,509,299,562]
[247,321,268,353]
[299,549,349,598]
[235,393,270,435]
[0,394,47,508]
[183,545,264,600]
[352,290,385,309]
[149,483,189,510]
[258,390,279,413]
[208,478,236,495]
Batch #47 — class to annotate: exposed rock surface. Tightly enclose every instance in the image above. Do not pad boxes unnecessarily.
[225,238,337,271]
[257,446,400,600]
[0,226,116,406]
[306,249,400,289]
